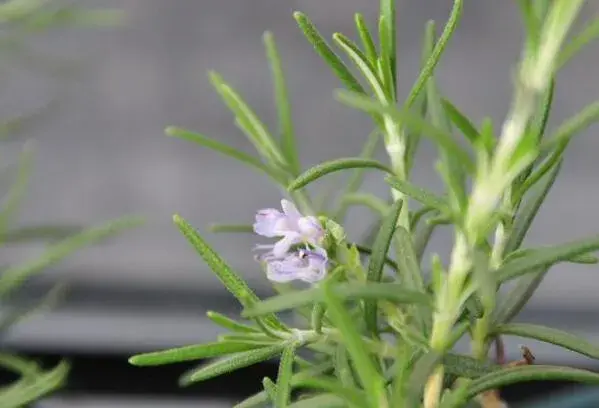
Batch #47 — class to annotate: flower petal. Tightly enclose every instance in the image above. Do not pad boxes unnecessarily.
[253,208,285,237]
[272,232,301,258]
[281,199,302,223]
[297,216,323,242]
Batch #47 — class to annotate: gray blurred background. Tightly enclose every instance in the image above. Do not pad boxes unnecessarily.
[1,0,598,406]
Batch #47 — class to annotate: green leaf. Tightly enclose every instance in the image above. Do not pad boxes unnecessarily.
[427,75,467,213]
[129,341,260,366]
[293,12,365,94]
[543,100,599,152]
[506,160,562,254]
[234,362,335,408]
[378,15,395,101]
[465,365,599,399]
[206,311,258,333]
[557,17,599,70]
[263,32,299,175]
[395,226,427,331]
[322,281,386,408]
[289,394,346,408]
[335,344,357,388]
[311,302,326,334]
[333,33,387,102]
[166,127,283,182]
[494,323,599,360]
[243,282,431,318]
[0,360,69,408]
[288,158,393,191]
[180,344,285,386]
[379,0,397,96]
[173,214,284,330]
[339,193,389,218]
[405,21,434,175]
[0,225,83,243]
[262,377,277,402]
[0,282,67,333]
[404,0,463,108]
[209,224,254,234]
[334,130,380,221]
[293,376,370,407]
[0,216,143,298]
[276,342,298,407]
[364,199,403,335]
[354,244,399,272]
[208,72,285,166]
[442,353,500,378]
[0,143,34,237]
[407,351,442,407]
[497,234,599,284]
[336,91,474,172]
[386,176,449,212]
[441,99,479,144]
[354,13,377,63]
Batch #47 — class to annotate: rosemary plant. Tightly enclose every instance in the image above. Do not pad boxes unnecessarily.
[131,1,599,407]
[0,2,140,407]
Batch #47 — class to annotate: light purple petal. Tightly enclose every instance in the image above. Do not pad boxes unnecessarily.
[272,232,301,258]
[266,255,303,282]
[253,208,286,237]
[263,247,328,284]
[297,216,323,243]
[281,199,302,224]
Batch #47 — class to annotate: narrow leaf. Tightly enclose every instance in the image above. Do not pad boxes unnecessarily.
[336,91,474,171]
[233,362,335,408]
[335,345,357,388]
[494,323,599,360]
[395,226,427,330]
[339,193,389,218]
[465,365,599,399]
[243,282,431,318]
[379,0,397,95]
[262,377,277,401]
[323,281,387,408]
[173,214,284,329]
[557,17,599,69]
[334,130,380,221]
[208,72,285,166]
[288,158,393,191]
[289,394,346,408]
[364,199,403,335]
[276,342,298,407]
[166,127,282,181]
[355,13,377,63]
[0,361,69,408]
[293,12,365,94]
[264,32,299,175]
[543,100,599,151]
[180,344,285,386]
[497,234,599,283]
[404,0,463,108]
[294,376,370,407]
[333,33,387,102]
[386,176,449,212]
[441,99,480,144]
[129,342,260,366]
[0,225,83,243]
[0,217,143,298]
[206,311,257,333]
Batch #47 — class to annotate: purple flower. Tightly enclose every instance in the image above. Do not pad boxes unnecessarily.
[253,199,323,258]
[265,247,328,283]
